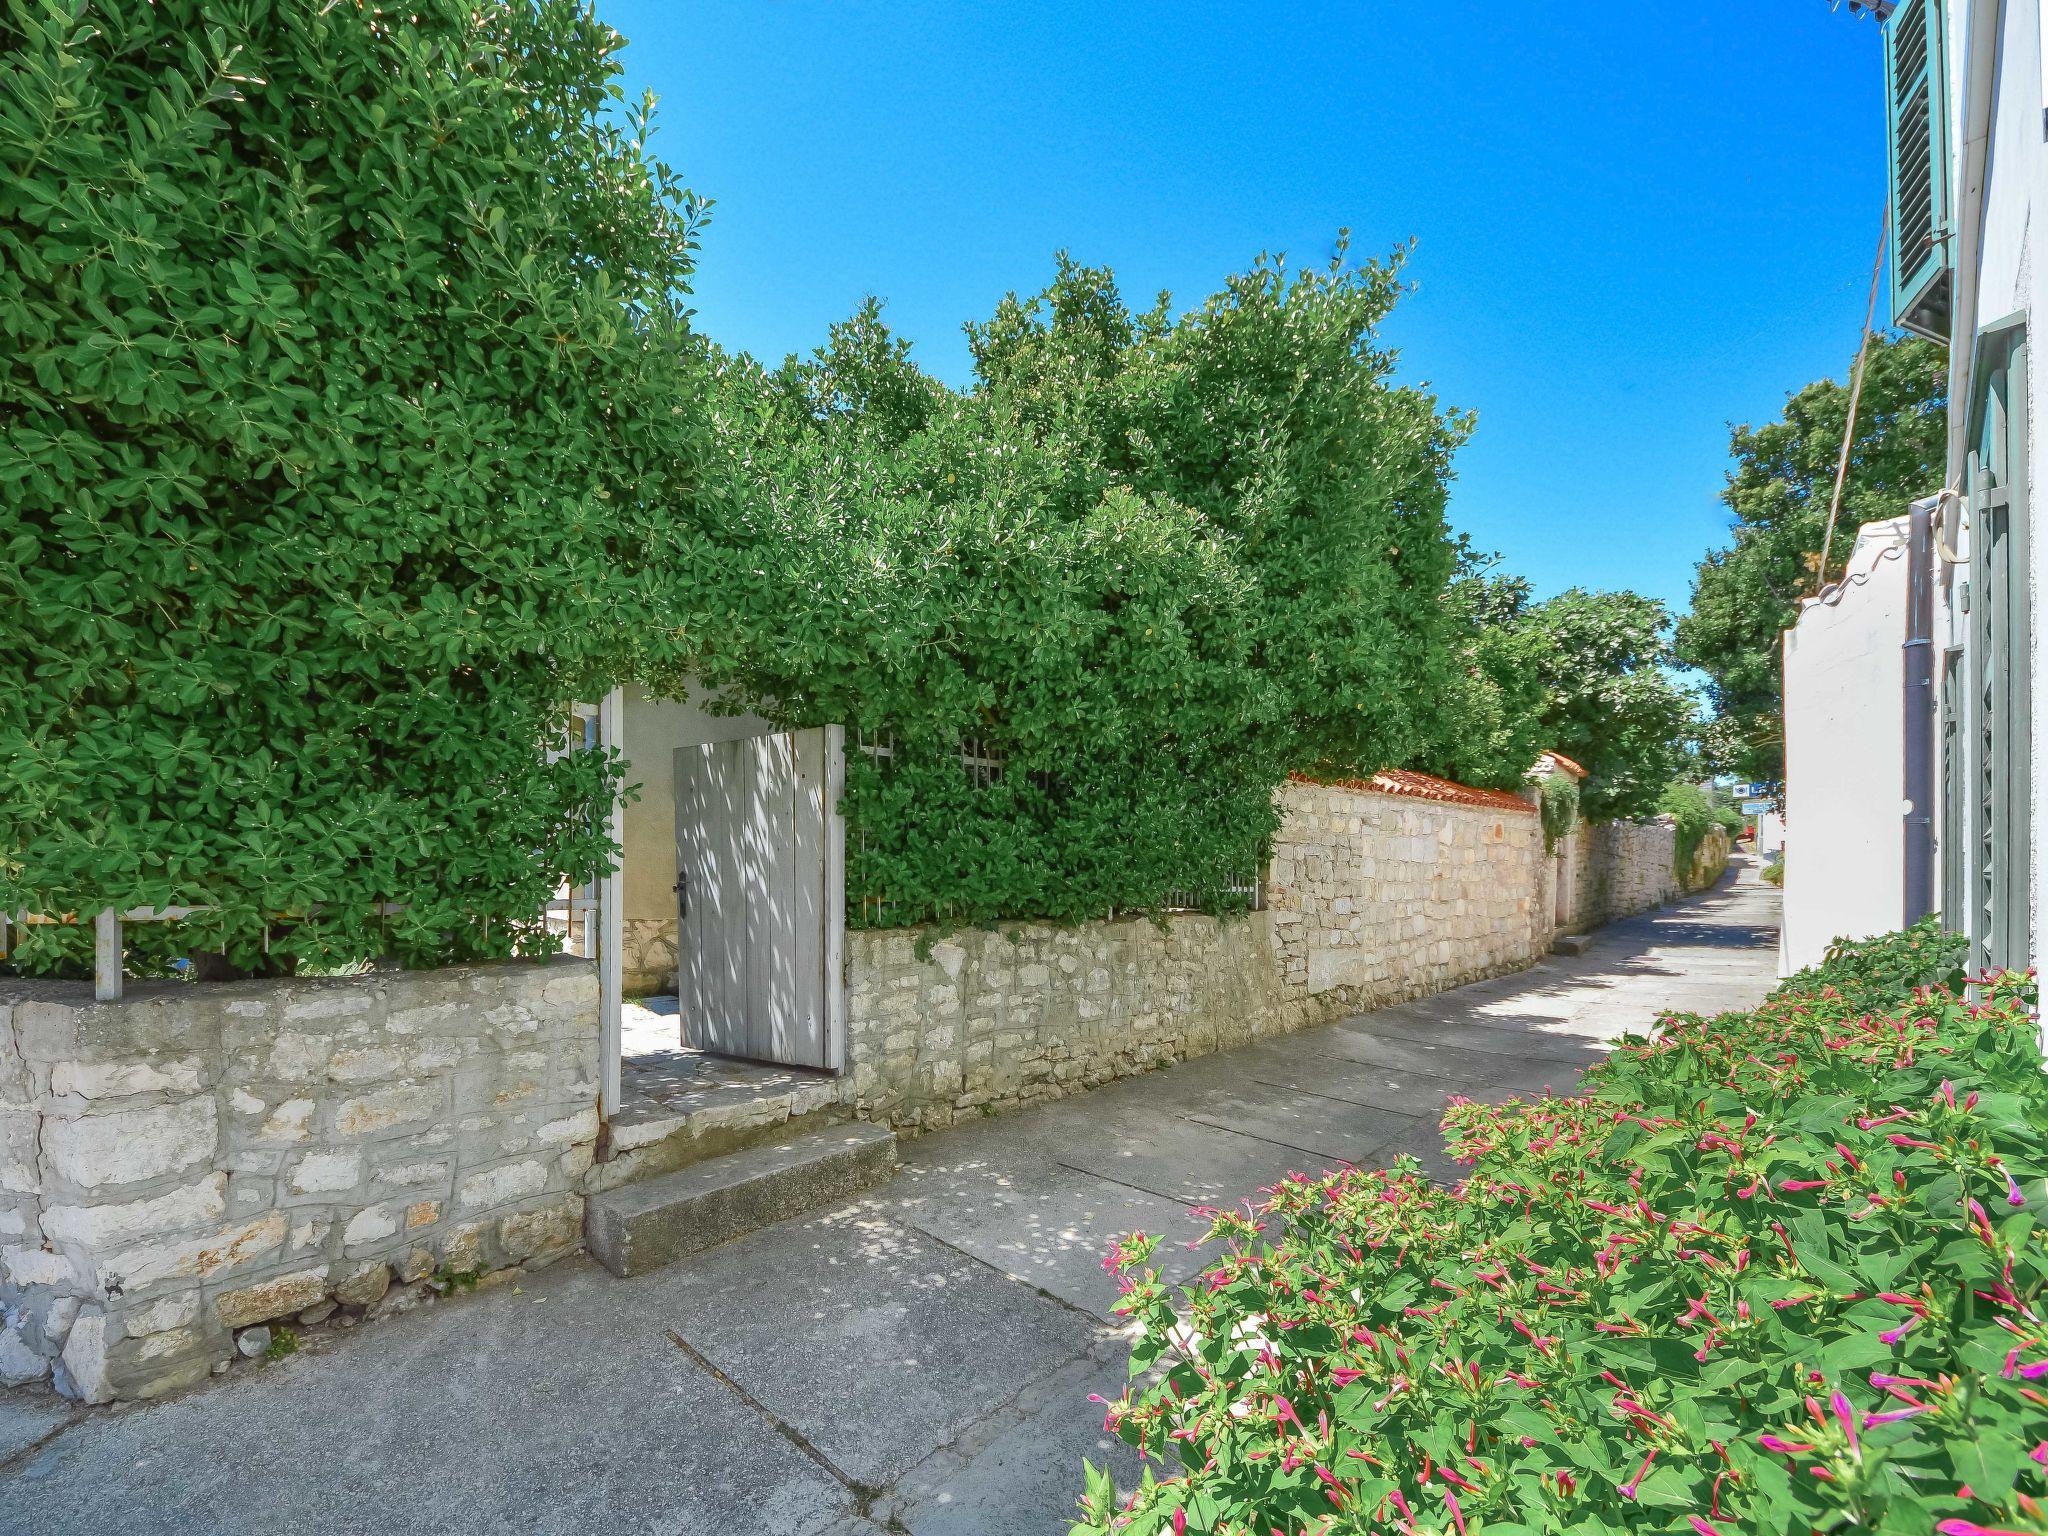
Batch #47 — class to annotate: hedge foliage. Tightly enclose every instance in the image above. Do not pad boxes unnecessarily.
[686,251,1472,927]
[1079,927,2048,1535]
[2,0,706,972]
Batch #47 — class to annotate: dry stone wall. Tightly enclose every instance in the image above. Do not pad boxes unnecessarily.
[846,780,1556,1132]
[844,913,1316,1132]
[1267,781,1551,1010]
[1563,819,1684,930]
[0,959,597,1402]
[1685,826,1733,893]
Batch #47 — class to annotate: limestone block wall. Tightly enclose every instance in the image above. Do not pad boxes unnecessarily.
[844,913,1315,1132]
[1564,819,1683,930]
[844,779,1554,1133]
[621,916,678,997]
[1266,780,1551,1010]
[1685,825,1733,893]
[0,959,598,1403]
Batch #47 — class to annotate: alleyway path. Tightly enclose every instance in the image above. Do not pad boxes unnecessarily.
[0,863,1782,1536]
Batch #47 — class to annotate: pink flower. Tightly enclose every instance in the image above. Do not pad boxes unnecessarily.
[2006,1169,2028,1207]
[1758,1434,1814,1454]
[1619,1448,1657,1499]
[1172,1510,1186,1536]
[1690,1519,1727,1536]
[1936,1523,2033,1535]
[1830,1391,1860,1453]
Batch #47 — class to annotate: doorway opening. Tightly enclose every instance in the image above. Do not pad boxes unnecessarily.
[599,691,848,1163]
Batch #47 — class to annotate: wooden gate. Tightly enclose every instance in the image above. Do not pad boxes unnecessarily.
[673,726,843,1069]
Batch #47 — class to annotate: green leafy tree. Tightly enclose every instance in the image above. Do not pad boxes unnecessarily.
[1411,549,1547,792]
[685,247,1473,926]
[1520,589,1696,821]
[2,0,708,973]
[1676,333,1946,785]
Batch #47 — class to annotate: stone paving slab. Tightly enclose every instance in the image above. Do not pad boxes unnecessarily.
[1351,1007,1620,1063]
[883,1343,1143,1536]
[0,1391,73,1465]
[1177,1082,1416,1168]
[0,1254,856,1536]
[651,1204,1103,1489]
[885,1143,1210,1318]
[1021,1102,1352,1209]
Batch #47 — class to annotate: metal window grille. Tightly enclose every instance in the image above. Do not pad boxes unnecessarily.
[959,737,1004,789]
[1159,867,1267,915]
[853,727,896,925]
[543,703,604,958]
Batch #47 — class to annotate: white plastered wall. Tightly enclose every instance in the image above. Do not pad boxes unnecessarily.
[1781,519,1914,973]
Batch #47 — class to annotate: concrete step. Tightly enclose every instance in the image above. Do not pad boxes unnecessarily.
[585,1122,898,1278]
[1552,932,1596,956]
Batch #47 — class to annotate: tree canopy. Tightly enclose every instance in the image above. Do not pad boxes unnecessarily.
[1460,584,1697,822]
[2,0,708,973]
[682,249,1476,925]
[1675,334,1947,785]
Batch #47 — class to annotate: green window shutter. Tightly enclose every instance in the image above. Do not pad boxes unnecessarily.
[1967,329,2031,974]
[1885,0,1953,340]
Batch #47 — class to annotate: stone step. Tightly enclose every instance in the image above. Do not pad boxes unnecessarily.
[585,1122,898,1278]
[1552,932,1596,956]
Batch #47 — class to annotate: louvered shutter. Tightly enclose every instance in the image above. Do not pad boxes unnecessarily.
[1885,0,1952,340]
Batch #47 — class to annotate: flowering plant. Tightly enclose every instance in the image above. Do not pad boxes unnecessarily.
[1076,930,2046,1534]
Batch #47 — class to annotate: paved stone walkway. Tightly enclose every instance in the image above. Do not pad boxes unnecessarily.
[0,862,1780,1536]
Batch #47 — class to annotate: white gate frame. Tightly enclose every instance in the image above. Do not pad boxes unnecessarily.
[561,693,625,1119]
[598,689,624,1116]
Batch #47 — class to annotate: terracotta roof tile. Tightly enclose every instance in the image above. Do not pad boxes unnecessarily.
[1289,769,1537,815]
[1532,749,1588,780]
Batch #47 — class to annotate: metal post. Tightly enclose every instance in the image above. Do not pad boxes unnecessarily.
[597,688,625,1118]
[93,908,122,1002]
[1903,500,1937,924]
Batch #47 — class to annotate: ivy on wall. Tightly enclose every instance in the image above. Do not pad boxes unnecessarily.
[1538,771,1580,854]
[1,0,708,974]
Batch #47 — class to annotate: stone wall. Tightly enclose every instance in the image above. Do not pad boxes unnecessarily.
[621,917,678,997]
[1564,819,1682,930]
[0,959,598,1403]
[1684,825,1733,893]
[1267,780,1551,1010]
[844,913,1316,1132]
[845,779,1554,1132]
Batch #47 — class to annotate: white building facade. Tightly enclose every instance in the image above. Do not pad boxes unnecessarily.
[1781,515,1927,971]
[1877,0,2044,975]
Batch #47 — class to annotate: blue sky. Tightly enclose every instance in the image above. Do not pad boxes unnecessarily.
[603,0,1887,614]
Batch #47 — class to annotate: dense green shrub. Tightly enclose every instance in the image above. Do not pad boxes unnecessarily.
[687,249,1471,927]
[2,0,706,972]
[1780,916,1967,1011]
[1678,335,1947,787]
[1415,554,1548,794]
[1658,781,1722,881]
[1079,931,2047,1535]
